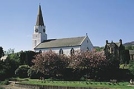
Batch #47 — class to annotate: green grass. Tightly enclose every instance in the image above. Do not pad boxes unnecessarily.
[17,79,134,89]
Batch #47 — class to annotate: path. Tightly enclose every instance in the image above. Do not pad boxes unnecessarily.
[0,81,31,89]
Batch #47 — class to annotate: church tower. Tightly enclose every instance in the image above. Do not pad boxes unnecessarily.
[33,5,47,49]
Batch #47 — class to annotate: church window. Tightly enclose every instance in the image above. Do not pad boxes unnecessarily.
[39,50,42,53]
[87,40,88,43]
[43,29,45,32]
[87,47,89,51]
[70,48,74,55]
[59,49,63,54]
[110,48,114,53]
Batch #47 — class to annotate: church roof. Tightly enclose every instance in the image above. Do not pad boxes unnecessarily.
[106,42,121,47]
[36,5,44,26]
[115,42,121,47]
[35,36,86,49]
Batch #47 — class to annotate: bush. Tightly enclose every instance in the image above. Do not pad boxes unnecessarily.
[27,68,43,79]
[32,50,69,78]
[31,50,121,81]
[1,79,9,85]
[15,65,30,78]
[80,77,86,81]
[129,61,134,75]
[0,69,7,81]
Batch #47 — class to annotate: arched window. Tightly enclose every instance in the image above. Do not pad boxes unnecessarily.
[39,50,42,53]
[87,47,89,51]
[59,49,63,54]
[70,48,74,55]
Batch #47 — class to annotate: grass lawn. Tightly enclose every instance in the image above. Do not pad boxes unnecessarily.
[17,78,134,89]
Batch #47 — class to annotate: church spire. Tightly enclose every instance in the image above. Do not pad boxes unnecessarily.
[36,5,44,26]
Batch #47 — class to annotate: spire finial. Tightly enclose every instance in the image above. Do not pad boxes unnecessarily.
[86,33,88,36]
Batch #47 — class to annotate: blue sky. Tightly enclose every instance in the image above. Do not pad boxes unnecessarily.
[0,0,134,52]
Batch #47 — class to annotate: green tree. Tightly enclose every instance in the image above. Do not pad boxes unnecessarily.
[4,48,15,55]
[27,67,43,79]
[129,61,134,75]
[0,53,20,78]
[15,65,30,78]
[125,45,133,50]
[94,47,104,52]
[20,51,36,66]
[0,47,4,58]
[0,51,21,80]
[0,60,7,80]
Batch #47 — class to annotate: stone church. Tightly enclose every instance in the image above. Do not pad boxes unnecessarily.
[104,39,130,63]
[33,5,93,55]
[104,39,125,60]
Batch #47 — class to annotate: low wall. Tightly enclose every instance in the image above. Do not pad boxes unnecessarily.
[15,83,110,89]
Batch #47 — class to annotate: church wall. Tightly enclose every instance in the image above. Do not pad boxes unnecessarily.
[32,33,41,49]
[80,36,93,51]
[34,36,94,55]
[35,46,80,56]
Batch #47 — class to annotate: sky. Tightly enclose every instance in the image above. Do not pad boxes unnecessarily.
[0,0,134,52]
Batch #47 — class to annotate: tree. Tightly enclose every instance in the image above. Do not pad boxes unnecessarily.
[0,52,21,79]
[32,50,69,78]
[0,51,26,80]
[125,45,133,50]
[120,50,130,64]
[0,47,4,58]
[27,67,43,79]
[20,51,36,66]
[94,47,104,52]
[4,48,15,55]
[32,50,120,80]
[129,61,134,75]
[0,60,8,80]
[67,50,108,80]
[0,51,22,79]
[15,65,30,78]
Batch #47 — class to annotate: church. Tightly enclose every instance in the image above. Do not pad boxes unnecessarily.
[33,5,93,55]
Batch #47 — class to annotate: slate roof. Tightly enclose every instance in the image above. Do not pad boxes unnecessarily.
[35,36,86,49]
[106,42,121,47]
[115,42,121,47]
[36,5,44,26]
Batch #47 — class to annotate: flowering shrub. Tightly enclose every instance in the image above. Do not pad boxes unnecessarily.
[32,50,69,77]
[68,50,106,69]
[32,50,119,80]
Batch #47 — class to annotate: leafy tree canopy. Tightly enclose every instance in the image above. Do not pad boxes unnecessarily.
[0,47,4,58]
[125,45,134,50]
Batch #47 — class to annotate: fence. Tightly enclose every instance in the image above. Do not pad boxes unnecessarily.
[15,83,110,89]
